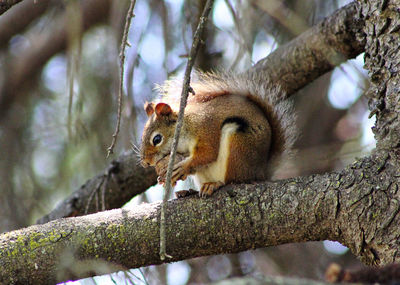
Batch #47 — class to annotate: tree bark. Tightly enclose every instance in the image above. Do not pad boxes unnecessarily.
[1,153,399,283]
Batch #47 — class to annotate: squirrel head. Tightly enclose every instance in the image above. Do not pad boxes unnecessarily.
[140,102,177,167]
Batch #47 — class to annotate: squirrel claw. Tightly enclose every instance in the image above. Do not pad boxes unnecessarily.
[157,175,165,184]
[171,163,189,185]
[199,181,224,197]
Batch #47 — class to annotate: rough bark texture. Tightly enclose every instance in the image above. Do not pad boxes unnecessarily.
[37,152,157,224]
[37,2,366,223]
[1,154,399,283]
[361,0,400,151]
[356,0,400,265]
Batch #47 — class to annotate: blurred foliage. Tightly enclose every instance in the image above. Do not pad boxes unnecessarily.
[0,0,372,284]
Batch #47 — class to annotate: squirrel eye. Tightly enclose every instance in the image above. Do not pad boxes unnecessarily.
[152,134,162,146]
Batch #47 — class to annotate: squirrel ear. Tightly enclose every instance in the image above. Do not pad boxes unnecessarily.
[155,103,173,117]
[144,102,155,117]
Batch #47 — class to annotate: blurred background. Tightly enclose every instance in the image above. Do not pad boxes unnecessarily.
[0,0,374,284]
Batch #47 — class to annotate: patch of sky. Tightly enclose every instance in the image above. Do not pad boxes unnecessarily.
[167,261,191,285]
[213,0,234,30]
[238,251,256,274]
[81,27,113,78]
[215,32,236,65]
[61,268,149,285]
[139,33,165,68]
[207,255,232,281]
[361,113,376,151]
[42,55,67,94]
[339,0,354,7]
[252,32,277,63]
[124,177,194,209]
[9,35,31,56]
[129,0,151,44]
[323,240,349,255]
[165,0,184,13]
[32,148,59,180]
[61,261,189,284]
[328,53,366,110]
[131,66,147,91]
[31,100,67,150]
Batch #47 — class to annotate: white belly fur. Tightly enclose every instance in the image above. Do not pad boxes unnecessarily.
[193,124,237,188]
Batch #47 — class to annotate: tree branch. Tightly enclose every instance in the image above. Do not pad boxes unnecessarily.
[2,153,399,284]
[37,152,157,224]
[249,1,365,99]
[0,0,22,16]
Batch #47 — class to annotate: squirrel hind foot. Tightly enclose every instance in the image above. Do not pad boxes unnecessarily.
[199,181,224,197]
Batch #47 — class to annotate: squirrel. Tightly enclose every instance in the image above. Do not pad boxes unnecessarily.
[140,71,296,197]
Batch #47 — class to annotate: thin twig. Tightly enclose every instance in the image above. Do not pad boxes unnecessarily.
[85,176,105,214]
[107,0,137,157]
[159,0,215,261]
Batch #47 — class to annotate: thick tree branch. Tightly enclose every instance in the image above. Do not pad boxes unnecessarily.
[250,1,365,98]
[37,2,366,222]
[0,0,22,16]
[1,153,399,284]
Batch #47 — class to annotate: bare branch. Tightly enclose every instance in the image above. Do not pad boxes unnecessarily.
[37,152,157,224]
[107,0,137,157]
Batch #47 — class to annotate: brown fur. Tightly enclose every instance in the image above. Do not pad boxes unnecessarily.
[141,71,296,196]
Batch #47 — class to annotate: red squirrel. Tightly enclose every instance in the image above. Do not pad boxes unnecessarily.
[140,71,296,197]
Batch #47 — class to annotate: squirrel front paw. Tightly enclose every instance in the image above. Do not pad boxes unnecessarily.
[171,160,191,186]
[155,154,185,184]
[199,181,224,197]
